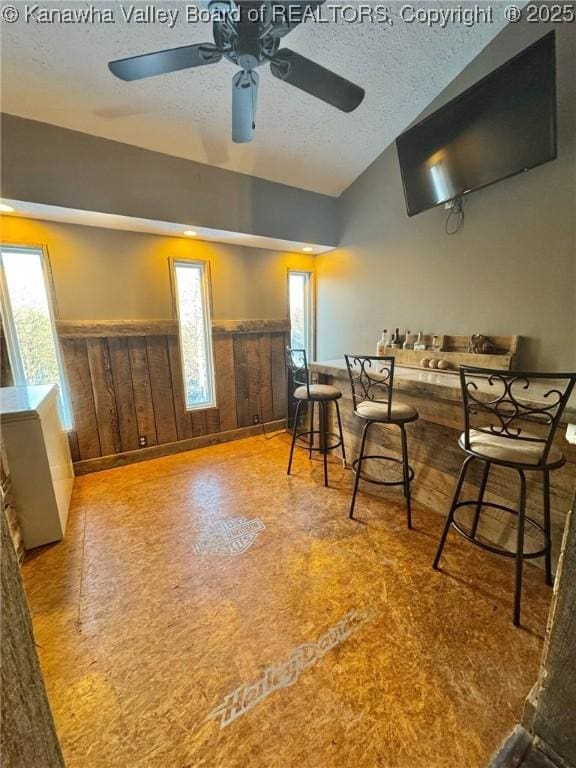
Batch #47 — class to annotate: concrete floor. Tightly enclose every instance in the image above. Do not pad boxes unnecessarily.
[23,432,552,767]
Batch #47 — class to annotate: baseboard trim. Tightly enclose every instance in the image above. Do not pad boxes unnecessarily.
[73,420,287,475]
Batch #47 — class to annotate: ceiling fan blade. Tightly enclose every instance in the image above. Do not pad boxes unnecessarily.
[270,48,364,112]
[232,70,259,143]
[109,44,222,81]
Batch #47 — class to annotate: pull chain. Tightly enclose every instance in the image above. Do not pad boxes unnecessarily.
[251,72,256,130]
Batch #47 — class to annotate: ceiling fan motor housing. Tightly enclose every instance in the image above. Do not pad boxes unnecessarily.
[198,0,237,13]
[234,2,269,70]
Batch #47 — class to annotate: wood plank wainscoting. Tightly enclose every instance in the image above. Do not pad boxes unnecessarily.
[57,319,289,473]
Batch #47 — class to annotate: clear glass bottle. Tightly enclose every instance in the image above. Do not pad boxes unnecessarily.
[376,329,388,356]
[403,330,412,350]
[414,331,426,351]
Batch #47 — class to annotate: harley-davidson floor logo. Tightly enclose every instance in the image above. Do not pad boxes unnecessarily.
[193,517,266,556]
[207,607,377,729]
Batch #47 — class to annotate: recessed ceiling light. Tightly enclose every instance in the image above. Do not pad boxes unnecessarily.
[183,230,198,237]
[302,246,314,253]
[0,203,15,213]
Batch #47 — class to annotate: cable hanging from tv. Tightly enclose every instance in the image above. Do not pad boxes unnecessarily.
[445,196,465,235]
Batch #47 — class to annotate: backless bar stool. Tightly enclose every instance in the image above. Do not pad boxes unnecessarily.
[286,348,346,487]
[433,366,576,626]
[345,355,419,527]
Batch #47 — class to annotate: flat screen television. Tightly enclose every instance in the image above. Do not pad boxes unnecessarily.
[396,32,557,217]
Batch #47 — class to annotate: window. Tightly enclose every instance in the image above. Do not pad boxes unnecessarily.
[288,271,314,358]
[0,245,73,429]
[172,260,216,410]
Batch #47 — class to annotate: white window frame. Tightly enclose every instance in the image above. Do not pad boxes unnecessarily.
[288,269,315,360]
[0,243,73,429]
[171,258,217,411]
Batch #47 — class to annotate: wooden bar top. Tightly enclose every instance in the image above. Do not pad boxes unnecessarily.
[311,359,576,426]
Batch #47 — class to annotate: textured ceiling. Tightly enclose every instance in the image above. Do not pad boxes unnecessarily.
[1,2,510,195]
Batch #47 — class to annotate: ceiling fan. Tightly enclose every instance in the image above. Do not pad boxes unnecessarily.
[108,0,365,143]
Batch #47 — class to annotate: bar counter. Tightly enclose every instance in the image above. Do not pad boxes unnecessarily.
[311,359,576,567]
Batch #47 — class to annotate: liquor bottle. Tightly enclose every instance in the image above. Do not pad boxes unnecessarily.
[413,331,426,351]
[376,329,388,356]
[403,330,412,350]
[391,327,402,349]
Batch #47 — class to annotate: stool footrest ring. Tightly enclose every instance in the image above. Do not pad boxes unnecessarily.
[451,500,549,559]
[352,454,414,487]
[295,429,343,453]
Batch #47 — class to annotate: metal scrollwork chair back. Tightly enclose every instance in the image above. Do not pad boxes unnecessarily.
[285,347,310,398]
[344,354,396,421]
[460,365,576,467]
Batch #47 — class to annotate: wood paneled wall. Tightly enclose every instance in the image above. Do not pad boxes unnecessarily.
[60,321,289,466]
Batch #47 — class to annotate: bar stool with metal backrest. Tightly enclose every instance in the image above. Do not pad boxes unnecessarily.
[286,348,346,487]
[345,354,419,527]
[433,366,576,626]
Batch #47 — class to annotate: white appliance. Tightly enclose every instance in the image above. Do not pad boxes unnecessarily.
[0,384,73,548]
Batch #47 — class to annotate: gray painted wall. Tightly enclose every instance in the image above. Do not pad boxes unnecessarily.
[0,114,338,246]
[1,214,315,322]
[317,20,576,370]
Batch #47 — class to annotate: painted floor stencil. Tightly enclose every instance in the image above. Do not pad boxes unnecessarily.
[207,607,378,729]
[193,516,266,555]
